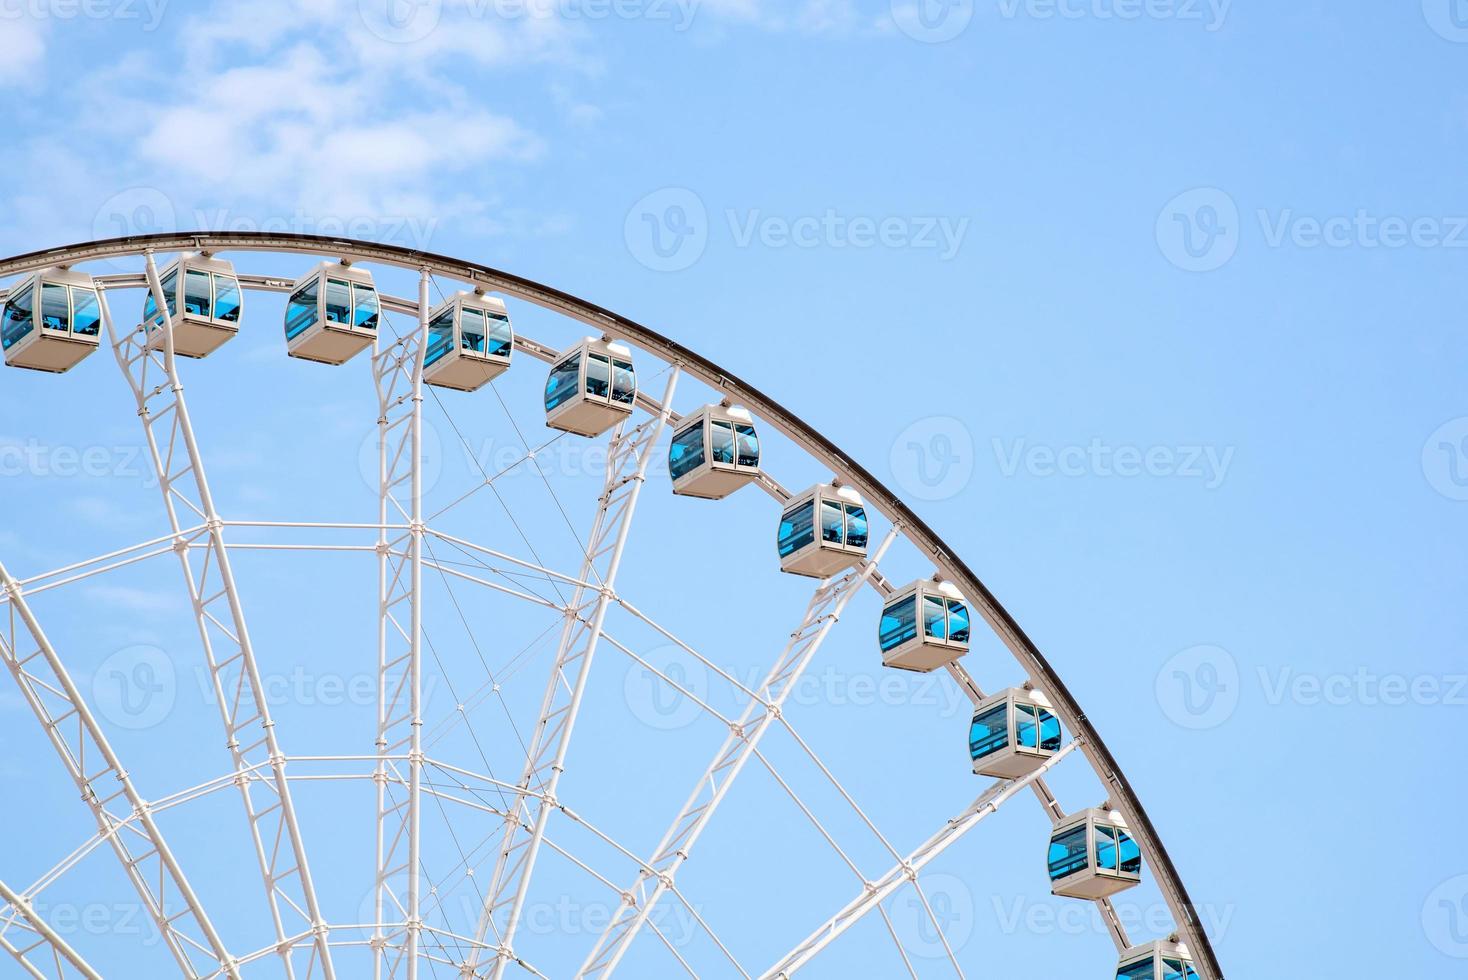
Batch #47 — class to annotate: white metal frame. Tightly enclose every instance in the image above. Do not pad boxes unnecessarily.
[0,234,1226,980]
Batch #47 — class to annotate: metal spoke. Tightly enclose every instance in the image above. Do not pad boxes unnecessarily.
[102,259,337,980]
[579,530,899,978]
[0,878,103,980]
[466,369,681,977]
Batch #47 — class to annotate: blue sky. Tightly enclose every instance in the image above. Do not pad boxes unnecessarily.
[1,1,1466,977]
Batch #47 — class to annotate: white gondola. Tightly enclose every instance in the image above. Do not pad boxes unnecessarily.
[424,290,513,392]
[668,404,761,498]
[878,579,970,672]
[777,484,869,578]
[543,337,636,437]
[968,687,1062,778]
[1,267,103,374]
[142,252,242,358]
[1047,806,1142,900]
[1116,939,1199,980]
[283,262,380,365]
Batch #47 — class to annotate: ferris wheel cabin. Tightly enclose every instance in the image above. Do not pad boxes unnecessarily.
[424,290,514,392]
[1048,807,1142,900]
[669,404,762,498]
[284,262,380,365]
[777,484,869,578]
[968,687,1063,779]
[1,267,103,374]
[878,579,971,672]
[544,337,636,437]
[142,253,242,358]
[1116,940,1199,980]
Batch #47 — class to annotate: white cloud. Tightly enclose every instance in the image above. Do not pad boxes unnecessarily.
[84,584,183,614]
[0,17,45,87]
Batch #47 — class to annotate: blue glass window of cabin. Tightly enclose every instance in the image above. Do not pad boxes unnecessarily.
[545,355,580,412]
[669,423,706,481]
[425,308,455,368]
[1039,708,1061,751]
[969,703,1009,761]
[185,270,212,318]
[460,308,486,353]
[485,311,512,358]
[820,500,843,544]
[352,284,379,330]
[1048,826,1090,880]
[70,288,101,337]
[285,279,319,340]
[1117,958,1156,980]
[923,595,948,640]
[779,501,815,558]
[735,424,759,467]
[41,283,69,332]
[324,278,351,325]
[1097,825,1119,871]
[586,353,610,398]
[880,596,918,652]
[612,358,635,404]
[1017,703,1039,750]
[948,600,971,644]
[845,504,868,549]
[2,284,34,350]
[1118,829,1141,874]
[1162,959,1186,980]
[214,276,242,323]
[710,421,735,465]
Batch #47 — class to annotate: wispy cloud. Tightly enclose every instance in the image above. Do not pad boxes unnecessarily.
[84,584,184,615]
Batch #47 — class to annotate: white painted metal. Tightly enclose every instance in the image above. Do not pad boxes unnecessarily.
[0,268,102,373]
[0,878,104,980]
[465,368,681,977]
[0,560,238,979]
[106,260,338,980]
[142,252,242,358]
[761,739,1083,979]
[373,270,431,980]
[579,529,899,978]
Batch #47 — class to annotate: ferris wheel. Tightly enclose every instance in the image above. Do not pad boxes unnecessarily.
[0,233,1225,980]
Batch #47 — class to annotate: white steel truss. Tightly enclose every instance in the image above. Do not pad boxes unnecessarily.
[761,738,1083,979]
[0,878,103,980]
[465,367,682,977]
[102,256,337,980]
[373,271,431,980]
[0,560,237,978]
[579,528,899,978]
